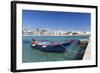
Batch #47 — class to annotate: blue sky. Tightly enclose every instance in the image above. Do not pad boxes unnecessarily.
[22,10,91,31]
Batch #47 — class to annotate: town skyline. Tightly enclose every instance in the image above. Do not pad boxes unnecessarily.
[23,27,90,32]
[23,27,90,36]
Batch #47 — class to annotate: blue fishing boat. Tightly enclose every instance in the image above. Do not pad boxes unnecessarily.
[31,39,73,53]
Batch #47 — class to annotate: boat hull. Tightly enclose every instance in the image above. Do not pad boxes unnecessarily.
[32,45,66,53]
[31,42,72,53]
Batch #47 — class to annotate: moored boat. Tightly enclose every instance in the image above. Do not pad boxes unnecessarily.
[31,39,72,53]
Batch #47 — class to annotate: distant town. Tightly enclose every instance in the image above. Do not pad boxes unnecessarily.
[22,28,90,36]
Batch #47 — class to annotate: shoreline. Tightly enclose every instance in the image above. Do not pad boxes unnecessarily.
[83,41,91,60]
[22,35,90,37]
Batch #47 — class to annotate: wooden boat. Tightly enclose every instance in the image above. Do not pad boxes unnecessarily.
[31,39,73,53]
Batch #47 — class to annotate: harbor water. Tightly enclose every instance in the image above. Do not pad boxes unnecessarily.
[22,36,89,63]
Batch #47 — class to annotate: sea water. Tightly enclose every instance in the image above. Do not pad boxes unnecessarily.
[22,36,89,63]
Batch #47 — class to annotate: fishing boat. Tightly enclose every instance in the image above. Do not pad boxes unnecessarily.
[31,39,73,53]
